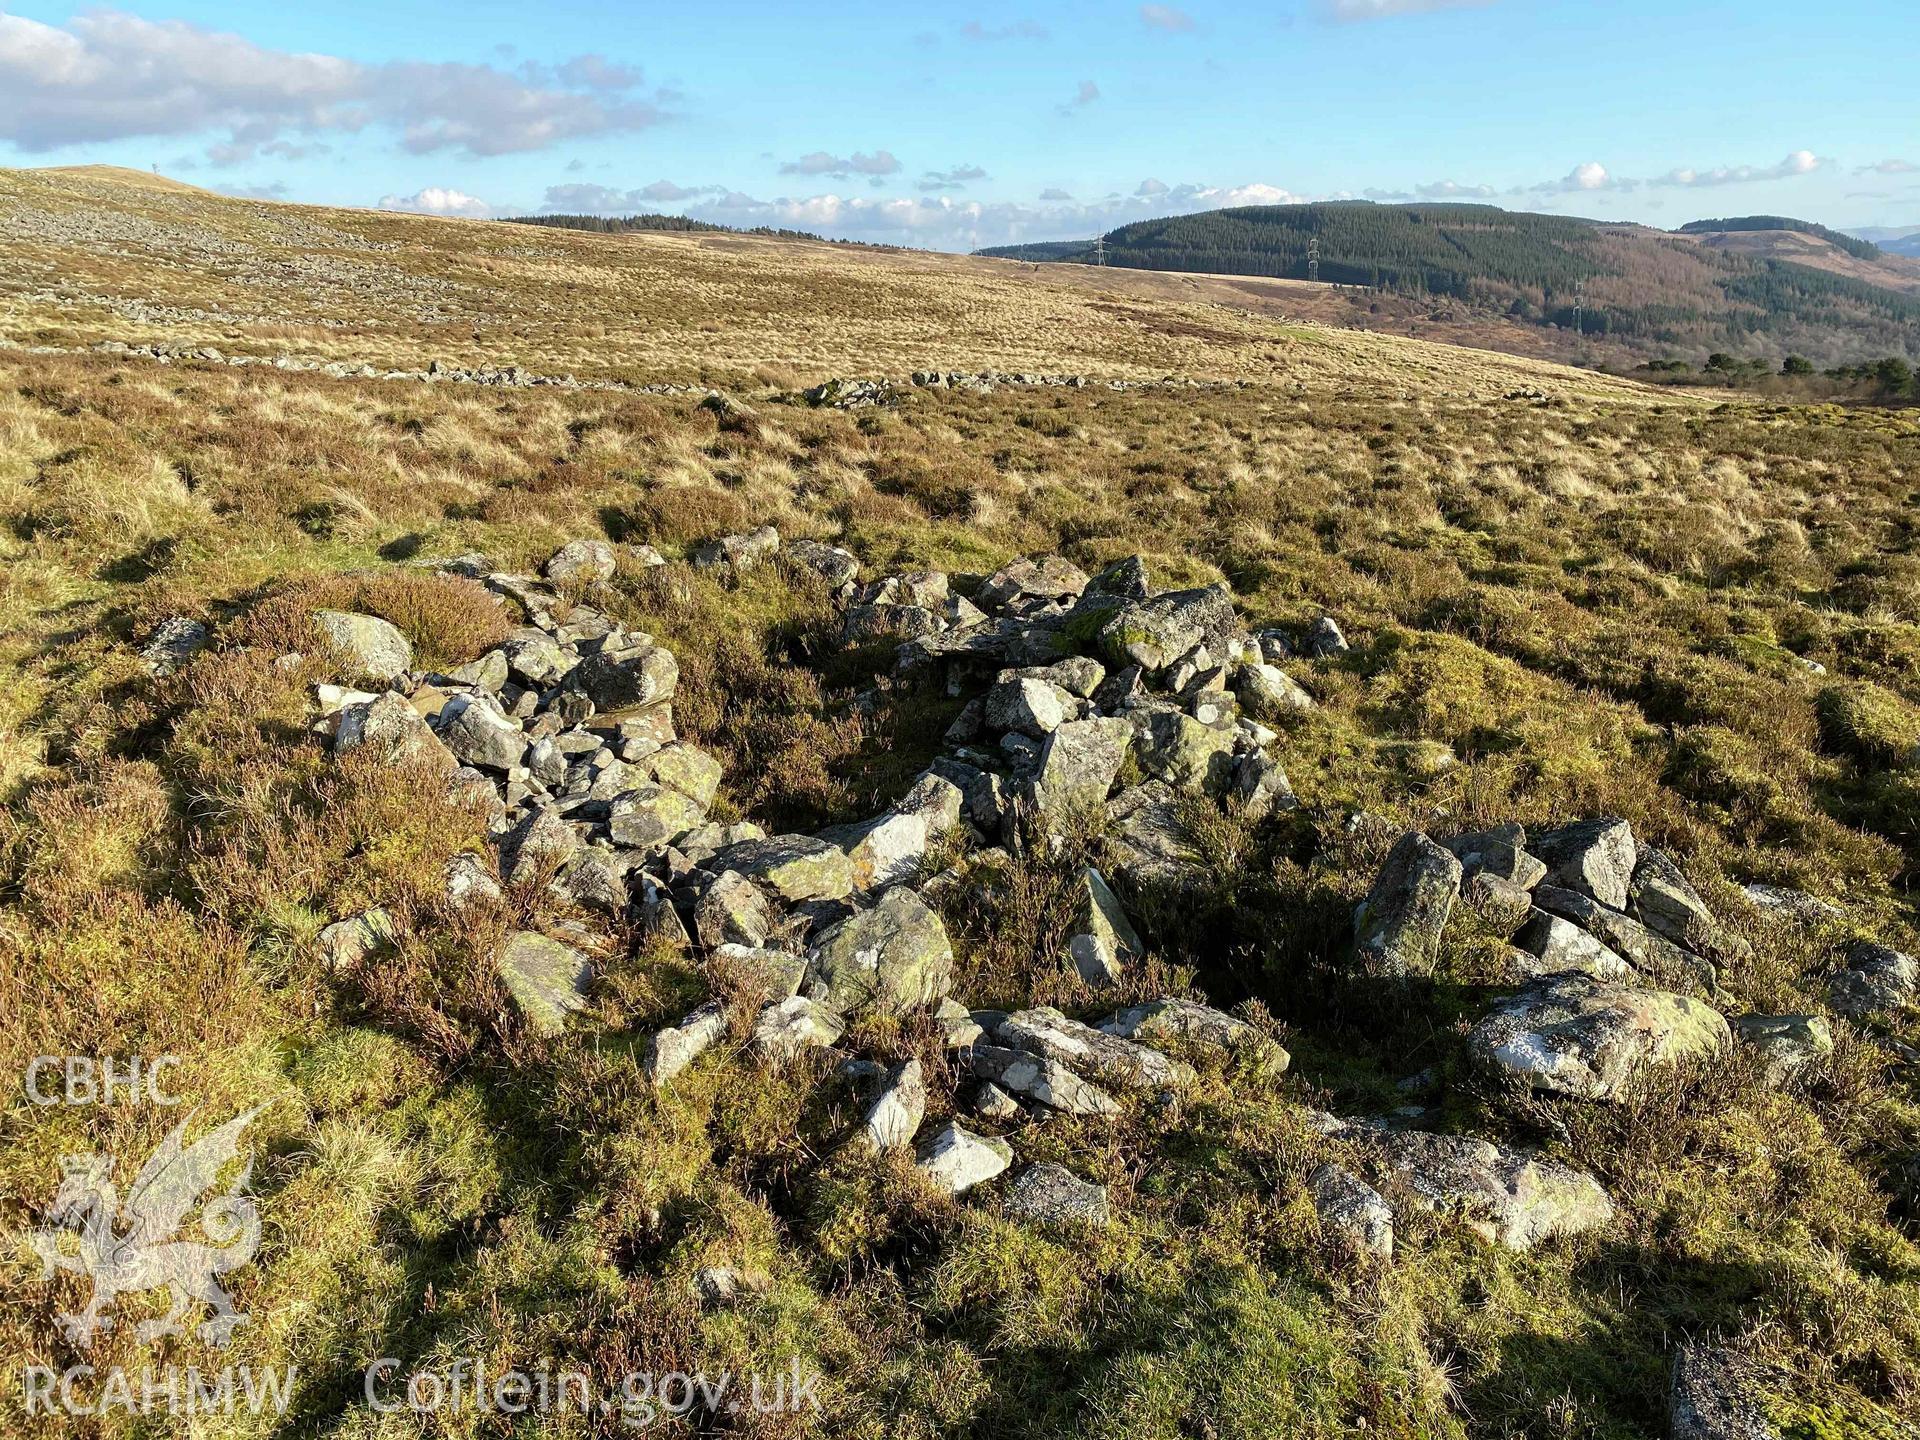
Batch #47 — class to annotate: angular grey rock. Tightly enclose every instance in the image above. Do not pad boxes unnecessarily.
[607,784,706,853]
[1307,1163,1393,1261]
[1463,871,1534,937]
[695,870,772,949]
[806,885,955,1012]
[557,845,633,915]
[646,1001,727,1087]
[716,834,855,902]
[1104,782,1208,896]
[786,538,860,589]
[317,907,396,970]
[544,538,616,586]
[691,525,780,573]
[967,1044,1119,1116]
[1005,1162,1111,1227]
[1067,866,1144,985]
[502,629,574,688]
[1446,829,1549,889]
[1740,882,1843,923]
[995,1006,1194,1090]
[916,1123,1013,1195]
[753,995,846,1061]
[1629,847,1750,963]
[1512,911,1634,981]
[565,643,678,712]
[496,932,593,1036]
[1231,751,1297,822]
[448,649,509,693]
[1469,973,1732,1101]
[1830,940,1919,1019]
[978,555,1088,610]
[1233,661,1315,720]
[1533,884,1714,992]
[636,742,723,809]
[862,1059,927,1151]
[501,806,580,884]
[1354,832,1463,978]
[313,609,413,685]
[1733,1013,1834,1086]
[1669,1344,1778,1440]
[984,676,1067,737]
[444,851,504,913]
[335,692,456,772]
[438,694,526,772]
[1127,707,1237,795]
[819,772,964,890]
[711,943,807,1001]
[935,997,986,1049]
[844,602,942,643]
[1033,716,1132,818]
[1530,818,1638,911]
[972,1081,1022,1120]
[1099,998,1290,1075]
[1097,585,1238,675]
[1365,1125,1615,1251]
[140,616,210,676]
[1302,615,1349,658]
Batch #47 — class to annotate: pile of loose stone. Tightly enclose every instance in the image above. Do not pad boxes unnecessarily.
[802,371,1243,409]
[281,532,1336,1223]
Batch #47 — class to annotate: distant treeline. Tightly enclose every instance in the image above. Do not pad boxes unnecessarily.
[504,212,896,249]
[1634,351,1916,402]
[978,202,1920,363]
[1676,214,1883,262]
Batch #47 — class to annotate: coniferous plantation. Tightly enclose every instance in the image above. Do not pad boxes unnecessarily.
[982,203,1920,365]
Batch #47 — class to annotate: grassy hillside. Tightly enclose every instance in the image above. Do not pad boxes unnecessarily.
[2,170,1919,1438]
[983,202,1920,365]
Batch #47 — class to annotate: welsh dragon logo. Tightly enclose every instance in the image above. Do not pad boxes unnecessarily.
[26,1106,267,1347]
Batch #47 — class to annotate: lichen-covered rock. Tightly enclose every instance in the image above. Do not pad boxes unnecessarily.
[916,1123,1012,1195]
[1005,1162,1111,1226]
[985,675,1068,737]
[1104,782,1208,897]
[1629,847,1750,964]
[1733,1013,1833,1085]
[140,616,210,676]
[1530,817,1638,911]
[694,870,772,949]
[752,995,846,1061]
[317,907,396,970]
[786,538,860,589]
[544,538,616,586]
[1127,707,1237,795]
[565,642,678,713]
[716,834,855,902]
[862,1059,927,1151]
[496,932,593,1036]
[1231,751,1296,822]
[1830,940,1919,1018]
[1533,884,1715,992]
[335,692,456,771]
[645,1001,727,1087]
[1669,1344,1778,1440]
[1469,973,1731,1100]
[1512,911,1634,981]
[1033,716,1132,819]
[501,805,580,883]
[806,885,954,1012]
[1462,871,1534,937]
[1363,1124,1615,1251]
[691,525,780,573]
[437,693,526,772]
[1097,585,1238,675]
[313,609,413,685]
[967,1044,1119,1115]
[994,1006,1195,1090]
[1354,832,1462,978]
[444,851,503,913]
[1307,1163,1393,1261]
[1233,661,1315,720]
[634,742,723,809]
[819,772,964,890]
[607,784,706,853]
[979,555,1088,610]
[1067,866,1144,984]
[1446,827,1549,889]
[1099,998,1290,1075]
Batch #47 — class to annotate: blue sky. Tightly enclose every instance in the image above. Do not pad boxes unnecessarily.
[2,0,1915,250]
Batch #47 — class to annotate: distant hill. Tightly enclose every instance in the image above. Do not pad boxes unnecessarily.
[981,202,1920,363]
[504,211,897,249]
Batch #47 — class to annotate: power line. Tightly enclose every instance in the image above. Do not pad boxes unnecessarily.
[1090,235,1106,267]
[1572,278,1585,336]
[1307,236,1320,285]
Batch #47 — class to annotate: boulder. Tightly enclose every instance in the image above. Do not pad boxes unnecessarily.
[1128,708,1237,795]
[916,1123,1012,1195]
[978,556,1089,610]
[496,932,593,1036]
[1532,885,1715,992]
[140,616,210,676]
[1354,832,1462,978]
[645,1001,727,1087]
[1099,998,1290,1076]
[786,538,860,589]
[935,997,986,1049]
[716,835,855,902]
[607,784,706,853]
[1629,847,1749,963]
[1462,872,1534,937]
[1469,974,1732,1100]
[711,944,807,1001]
[984,676,1068,737]
[1530,818,1637,911]
[806,885,955,1012]
[1302,615,1349,658]
[972,1081,1022,1120]
[1067,867,1144,985]
[1512,911,1634,981]
[995,1006,1194,1090]
[1446,827,1548,889]
[1005,1163,1111,1227]
[1104,781,1209,898]
[565,643,678,713]
[1733,1013,1834,1086]
[1307,1163,1393,1261]
[1830,940,1919,1019]
[501,806,580,884]
[967,1044,1119,1116]
[694,870,772,949]
[819,772,965,890]
[1365,1125,1615,1251]
[335,692,456,772]
[1033,716,1132,819]
[544,538,616,586]
[753,996,846,1061]
[1669,1345,1778,1440]
[438,694,526,772]
[1097,585,1238,675]
[691,526,780,573]
[502,629,573,688]
[1233,662,1315,720]
[443,851,503,912]
[313,610,412,685]
[862,1059,927,1151]
[1231,751,1297,822]
[316,907,396,970]
[635,742,723,809]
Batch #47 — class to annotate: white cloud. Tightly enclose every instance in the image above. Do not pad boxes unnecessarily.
[1058,80,1101,116]
[1323,0,1492,20]
[778,150,902,179]
[1135,178,1171,196]
[1140,5,1198,32]
[0,10,665,158]
[1039,187,1073,201]
[536,182,724,213]
[920,164,989,191]
[379,186,495,219]
[1857,158,1917,176]
[1656,149,1827,187]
